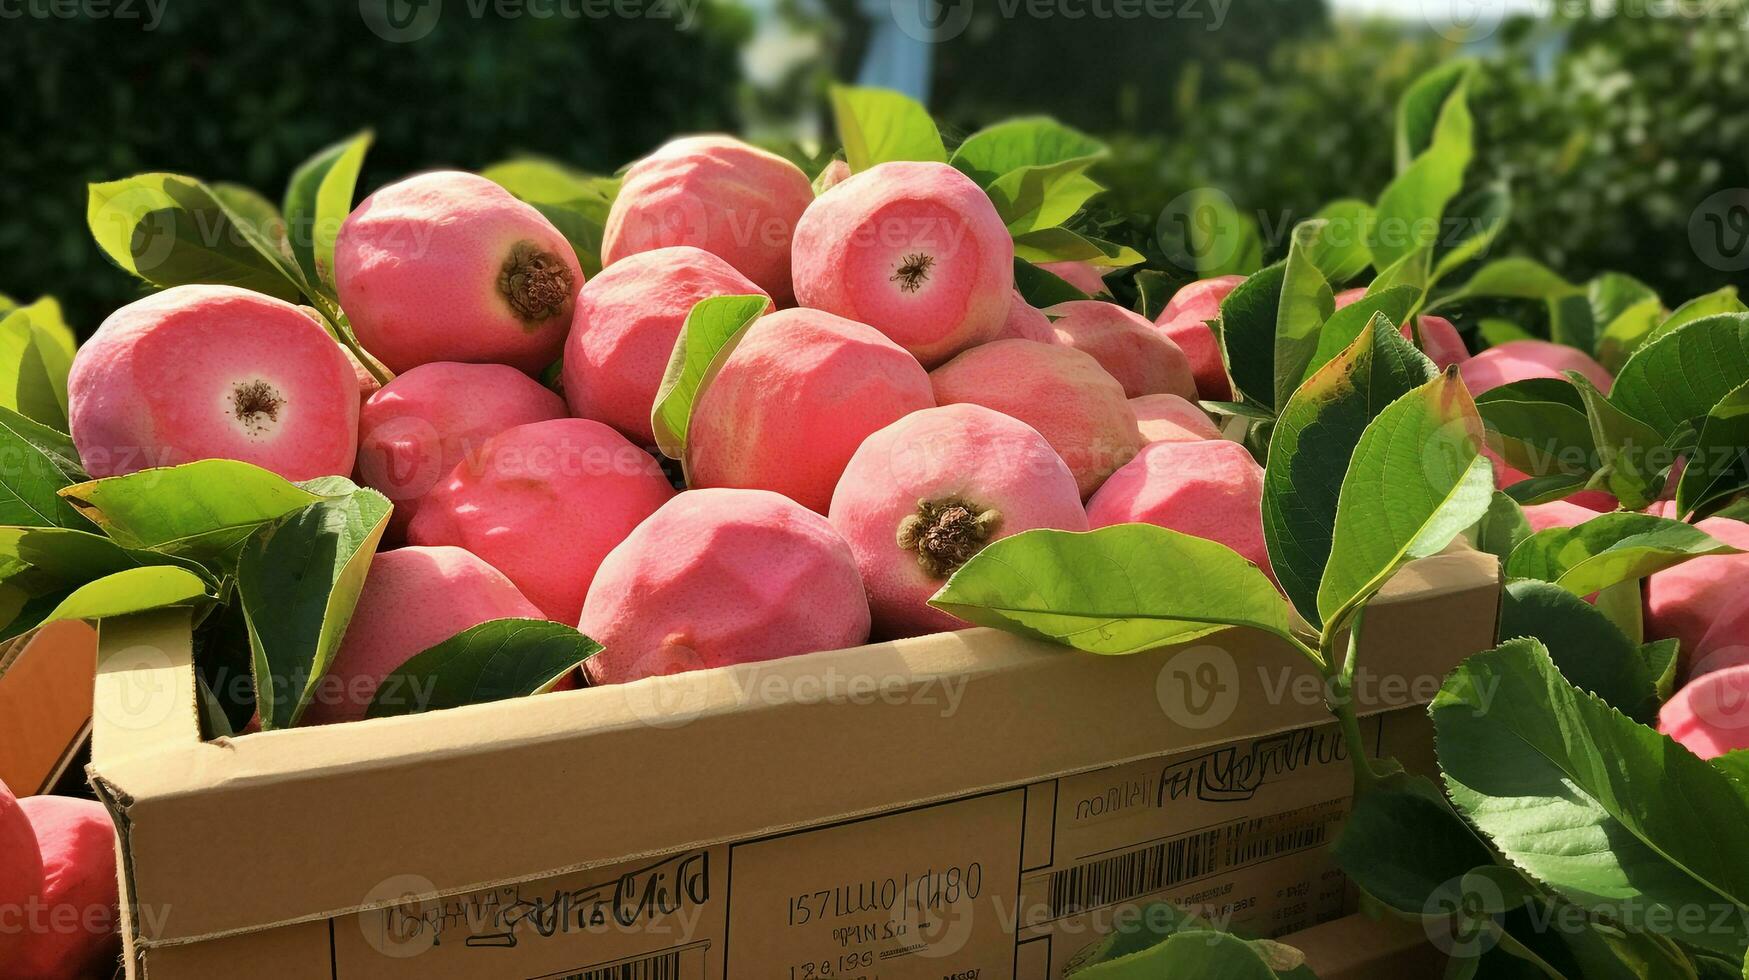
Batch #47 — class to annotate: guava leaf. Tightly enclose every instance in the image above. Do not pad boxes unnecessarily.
[0,406,93,530]
[949,116,1105,187]
[483,157,620,277]
[929,526,1294,656]
[1317,370,1492,630]
[1430,181,1510,286]
[283,130,372,295]
[1307,198,1375,285]
[1434,638,1749,958]
[366,618,600,718]
[1396,59,1475,171]
[1643,286,1746,349]
[237,482,391,730]
[1274,220,1337,409]
[1068,929,1292,980]
[1218,262,1287,412]
[1131,269,1173,321]
[1610,313,1749,439]
[1472,491,1532,564]
[1504,512,1740,597]
[1301,285,1419,383]
[828,85,946,172]
[1436,256,1579,307]
[87,172,310,302]
[650,294,770,467]
[0,526,207,604]
[59,459,334,559]
[1011,227,1142,267]
[1569,372,1664,510]
[1677,380,1749,518]
[1264,314,1435,625]
[0,301,73,429]
[1371,65,1474,271]
[212,183,289,258]
[40,566,217,628]
[1332,776,1493,914]
[1013,258,1090,308]
[1498,580,1658,723]
[1475,378,1597,480]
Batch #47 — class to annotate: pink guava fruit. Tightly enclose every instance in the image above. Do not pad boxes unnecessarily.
[827,404,1089,638]
[1086,439,1273,578]
[1047,300,1197,399]
[1130,394,1222,445]
[1688,601,1749,677]
[356,361,567,538]
[68,284,359,481]
[990,291,1058,345]
[1644,516,1749,670]
[0,779,44,974]
[790,160,1014,367]
[687,308,935,513]
[814,159,852,194]
[1659,664,1749,759]
[580,487,871,685]
[1038,260,1108,296]
[340,344,381,401]
[562,245,770,446]
[1155,275,1244,401]
[1457,339,1613,395]
[1486,447,1617,512]
[303,546,544,726]
[602,136,814,306]
[408,418,677,623]
[930,340,1143,499]
[335,170,582,374]
[8,796,119,980]
[1521,499,1600,532]
[1332,287,1468,369]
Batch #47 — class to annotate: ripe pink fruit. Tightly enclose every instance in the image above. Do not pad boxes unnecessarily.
[408,419,677,623]
[335,171,582,374]
[303,546,543,726]
[791,161,1014,367]
[1156,275,1243,401]
[1486,448,1616,511]
[10,796,119,980]
[0,779,44,973]
[1086,439,1272,578]
[1047,300,1197,399]
[1458,339,1613,395]
[68,284,358,481]
[602,136,813,306]
[828,404,1088,638]
[563,245,770,446]
[1038,260,1108,296]
[1659,664,1749,759]
[931,340,1142,499]
[1521,499,1599,532]
[356,362,567,538]
[1690,601,1749,677]
[581,488,871,685]
[1130,394,1222,444]
[1645,516,1749,669]
[1332,288,1468,369]
[688,308,935,513]
[990,291,1057,345]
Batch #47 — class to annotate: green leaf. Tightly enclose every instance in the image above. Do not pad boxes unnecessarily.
[283,130,372,295]
[1611,313,1749,439]
[1439,257,1579,307]
[1434,638,1749,958]
[1160,188,1265,279]
[1306,198,1375,285]
[211,183,289,258]
[1396,60,1475,172]
[1643,637,1680,703]
[1476,378,1597,480]
[1677,380,1749,518]
[1431,182,1511,286]
[1498,580,1658,723]
[929,526,1295,656]
[1473,491,1533,563]
[0,406,93,530]
[1333,777,1492,913]
[0,301,74,428]
[1371,67,1474,271]
[1069,929,1288,980]
[1264,314,1435,625]
[988,169,1103,235]
[1317,371,1492,628]
[1274,221,1337,409]
[41,566,216,626]
[1479,317,1537,347]
[366,619,599,718]
[1013,258,1090,308]
[0,525,205,600]
[1218,263,1287,412]
[58,459,333,560]
[482,157,620,278]
[1365,243,1432,305]
[949,117,1106,187]
[87,172,309,303]
[1131,269,1173,322]
[650,295,769,466]
[1644,287,1746,349]
[1570,372,1665,510]
[237,484,391,730]
[1505,512,1739,597]
[828,85,946,172]
[1011,227,1143,268]
[1301,285,1419,384]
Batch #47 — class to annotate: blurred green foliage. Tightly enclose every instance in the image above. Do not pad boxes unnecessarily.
[0,0,754,335]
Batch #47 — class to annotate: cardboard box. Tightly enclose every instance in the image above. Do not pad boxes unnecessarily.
[0,618,97,795]
[83,549,1497,978]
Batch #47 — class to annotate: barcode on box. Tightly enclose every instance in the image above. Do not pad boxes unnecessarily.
[1045,798,1346,920]
[558,951,679,980]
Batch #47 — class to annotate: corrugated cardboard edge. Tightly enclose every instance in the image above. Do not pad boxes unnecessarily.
[89,549,1499,953]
